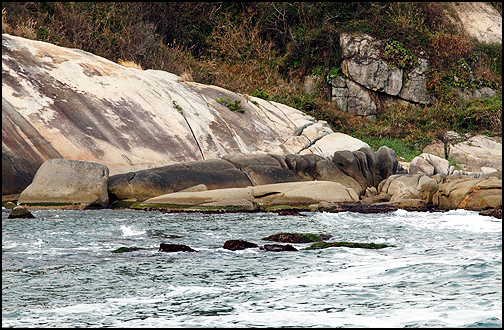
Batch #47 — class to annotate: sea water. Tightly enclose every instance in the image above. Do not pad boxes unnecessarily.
[2,208,502,327]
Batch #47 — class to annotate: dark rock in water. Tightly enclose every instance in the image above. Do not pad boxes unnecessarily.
[223,239,259,251]
[318,203,399,214]
[302,241,393,250]
[260,244,298,252]
[8,206,35,219]
[276,208,306,216]
[111,246,143,253]
[158,243,196,252]
[480,205,502,219]
[262,233,332,243]
[146,229,184,239]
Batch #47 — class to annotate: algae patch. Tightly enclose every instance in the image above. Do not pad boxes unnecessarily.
[302,242,394,250]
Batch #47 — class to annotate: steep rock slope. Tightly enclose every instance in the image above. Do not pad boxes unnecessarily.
[2,34,360,195]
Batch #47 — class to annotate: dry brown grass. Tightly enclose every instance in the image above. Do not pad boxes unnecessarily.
[2,8,37,39]
[117,58,143,70]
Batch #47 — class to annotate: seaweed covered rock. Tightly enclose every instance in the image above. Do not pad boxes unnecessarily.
[111,246,143,253]
[302,242,393,250]
[7,206,35,219]
[260,244,298,252]
[262,233,332,243]
[158,243,196,252]
[223,240,259,251]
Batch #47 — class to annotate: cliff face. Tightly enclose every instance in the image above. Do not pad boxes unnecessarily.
[3,34,360,195]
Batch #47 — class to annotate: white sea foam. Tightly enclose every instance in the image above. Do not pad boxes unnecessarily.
[392,209,502,233]
[120,225,146,237]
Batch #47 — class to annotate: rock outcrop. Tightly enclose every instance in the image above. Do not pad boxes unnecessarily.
[448,135,502,172]
[433,175,502,211]
[331,32,432,121]
[110,147,403,203]
[17,159,109,208]
[2,33,356,195]
[7,206,35,219]
[330,27,500,119]
[108,159,252,202]
[134,180,360,211]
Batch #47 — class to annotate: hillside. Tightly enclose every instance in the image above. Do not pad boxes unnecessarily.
[2,2,502,157]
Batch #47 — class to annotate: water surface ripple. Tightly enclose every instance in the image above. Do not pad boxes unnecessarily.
[2,208,501,327]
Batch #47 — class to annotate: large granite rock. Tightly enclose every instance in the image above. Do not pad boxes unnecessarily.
[17,159,109,208]
[221,153,301,186]
[250,181,360,206]
[108,159,252,202]
[137,180,359,210]
[448,135,502,172]
[409,153,449,177]
[2,33,353,195]
[138,187,255,210]
[433,175,502,211]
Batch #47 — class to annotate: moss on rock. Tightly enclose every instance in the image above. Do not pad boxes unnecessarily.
[111,246,144,253]
[301,241,394,250]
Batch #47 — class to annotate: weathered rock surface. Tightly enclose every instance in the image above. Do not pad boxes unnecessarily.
[448,135,502,172]
[108,159,251,202]
[433,175,502,211]
[138,187,255,210]
[137,180,360,211]
[17,158,109,208]
[2,33,354,195]
[451,2,502,44]
[409,153,449,177]
[333,32,432,121]
[250,181,360,206]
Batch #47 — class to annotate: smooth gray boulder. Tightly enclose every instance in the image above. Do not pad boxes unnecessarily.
[108,159,252,202]
[250,181,360,206]
[376,146,399,180]
[332,150,368,193]
[17,159,109,208]
[315,159,363,196]
[221,153,301,186]
[358,146,383,187]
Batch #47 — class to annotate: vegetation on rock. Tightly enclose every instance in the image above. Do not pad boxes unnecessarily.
[302,241,394,250]
[7,207,35,219]
[111,246,143,253]
[262,233,332,243]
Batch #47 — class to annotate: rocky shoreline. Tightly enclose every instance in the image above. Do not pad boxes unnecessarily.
[5,133,501,220]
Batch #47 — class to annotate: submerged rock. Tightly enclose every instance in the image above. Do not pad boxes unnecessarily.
[260,244,298,252]
[223,240,259,251]
[7,206,35,219]
[158,243,196,252]
[262,233,332,243]
[302,242,393,250]
[111,246,143,253]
